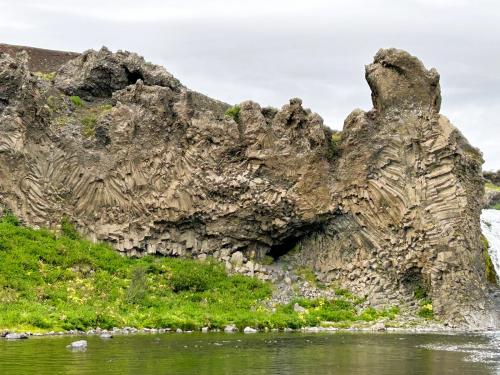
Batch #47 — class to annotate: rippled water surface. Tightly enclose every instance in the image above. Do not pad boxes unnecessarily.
[1,332,500,374]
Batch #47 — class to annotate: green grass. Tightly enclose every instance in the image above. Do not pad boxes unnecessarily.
[70,96,84,107]
[486,182,500,192]
[0,214,399,332]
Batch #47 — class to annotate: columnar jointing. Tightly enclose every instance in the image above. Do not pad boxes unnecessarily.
[0,46,493,326]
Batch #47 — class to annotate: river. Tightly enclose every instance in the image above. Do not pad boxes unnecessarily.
[1,332,500,375]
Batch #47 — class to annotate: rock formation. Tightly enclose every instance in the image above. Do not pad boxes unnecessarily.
[0,45,495,326]
[484,171,500,186]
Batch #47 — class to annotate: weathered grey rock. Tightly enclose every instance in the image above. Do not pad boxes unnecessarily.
[5,333,28,339]
[201,327,209,333]
[293,303,307,313]
[67,340,87,349]
[484,171,500,186]
[224,324,238,333]
[243,326,257,333]
[100,333,113,339]
[230,251,245,267]
[290,48,490,327]
[371,322,386,331]
[55,47,183,99]
[0,46,495,327]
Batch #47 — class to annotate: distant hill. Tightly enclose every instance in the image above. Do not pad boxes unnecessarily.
[0,43,79,73]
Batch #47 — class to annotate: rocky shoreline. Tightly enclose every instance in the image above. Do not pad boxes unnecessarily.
[0,322,478,340]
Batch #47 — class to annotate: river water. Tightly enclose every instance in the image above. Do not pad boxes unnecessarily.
[1,332,500,375]
[482,209,500,277]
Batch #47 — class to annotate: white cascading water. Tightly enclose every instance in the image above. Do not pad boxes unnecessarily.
[481,209,500,277]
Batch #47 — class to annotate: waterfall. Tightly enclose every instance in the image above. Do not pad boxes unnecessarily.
[481,209,500,277]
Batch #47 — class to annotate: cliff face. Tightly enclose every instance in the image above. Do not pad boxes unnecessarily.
[0,46,494,326]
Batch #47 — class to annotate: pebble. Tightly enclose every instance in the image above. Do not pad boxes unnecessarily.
[100,333,113,339]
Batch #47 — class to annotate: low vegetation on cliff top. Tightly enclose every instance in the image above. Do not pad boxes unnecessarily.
[0,213,398,332]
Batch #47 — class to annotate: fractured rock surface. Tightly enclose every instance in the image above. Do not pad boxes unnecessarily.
[0,46,494,326]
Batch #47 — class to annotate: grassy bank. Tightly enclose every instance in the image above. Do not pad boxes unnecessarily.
[0,214,398,332]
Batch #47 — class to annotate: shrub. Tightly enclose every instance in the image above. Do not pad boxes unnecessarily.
[225,105,241,123]
[1,210,20,226]
[70,96,84,107]
[126,266,149,304]
[418,303,434,319]
[413,283,428,299]
[330,131,342,156]
[82,114,97,137]
[60,216,80,240]
[171,269,209,292]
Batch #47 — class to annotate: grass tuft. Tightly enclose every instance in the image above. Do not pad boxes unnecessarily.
[70,96,84,107]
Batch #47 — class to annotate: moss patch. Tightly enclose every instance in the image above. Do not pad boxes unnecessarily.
[482,235,497,284]
[34,71,56,82]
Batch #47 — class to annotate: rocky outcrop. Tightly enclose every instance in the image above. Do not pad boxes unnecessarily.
[484,171,500,186]
[0,46,495,326]
[484,171,500,208]
[292,49,490,326]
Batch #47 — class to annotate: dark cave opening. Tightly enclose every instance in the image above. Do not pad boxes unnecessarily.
[267,235,303,260]
[401,266,428,298]
[125,67,144,85]
[267,222,326,260]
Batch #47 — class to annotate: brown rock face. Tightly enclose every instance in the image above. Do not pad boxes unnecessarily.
[298,50,489,326]
[0,46,494,326]
[0,43,79,73]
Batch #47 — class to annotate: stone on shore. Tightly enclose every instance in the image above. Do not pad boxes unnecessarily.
[224,325,238,333]
[243,327,258,333]
[5,333,28,340]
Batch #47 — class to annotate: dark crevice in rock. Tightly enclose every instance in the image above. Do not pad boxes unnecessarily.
[268,223,326,260]
[125,67,144,85]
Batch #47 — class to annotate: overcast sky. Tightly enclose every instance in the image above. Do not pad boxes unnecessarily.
[1,0,499,169]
